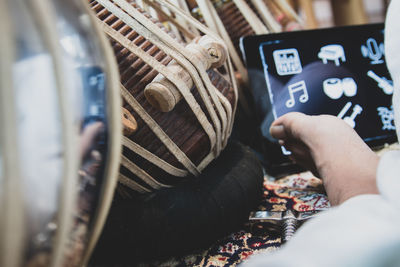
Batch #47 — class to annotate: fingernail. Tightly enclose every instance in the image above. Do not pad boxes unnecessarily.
[278,139,285,146]
[270,125,285,137]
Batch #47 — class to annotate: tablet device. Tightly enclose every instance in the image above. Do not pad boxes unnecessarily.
[240,23,397,176]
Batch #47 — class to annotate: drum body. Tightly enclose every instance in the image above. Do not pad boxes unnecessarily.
[0,0,121,266]
[89,0,237,194]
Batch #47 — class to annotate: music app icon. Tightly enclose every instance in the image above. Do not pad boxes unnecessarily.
[285,80,309,108]
[273,48,303,76]
[361,38,385,65]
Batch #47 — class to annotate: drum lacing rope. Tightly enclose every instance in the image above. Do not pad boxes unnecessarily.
[95,0,238,191]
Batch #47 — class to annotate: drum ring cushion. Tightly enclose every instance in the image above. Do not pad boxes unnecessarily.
[91,141,264,264]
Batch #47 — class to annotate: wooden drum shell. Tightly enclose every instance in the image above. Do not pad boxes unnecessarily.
[89,1,236,192]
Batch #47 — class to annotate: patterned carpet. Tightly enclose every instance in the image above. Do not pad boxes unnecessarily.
[144,172,330,267]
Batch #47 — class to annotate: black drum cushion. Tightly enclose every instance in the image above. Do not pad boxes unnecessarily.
[90,141,264,265]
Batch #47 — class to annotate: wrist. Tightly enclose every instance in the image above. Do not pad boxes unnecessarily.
[323,153,379,206]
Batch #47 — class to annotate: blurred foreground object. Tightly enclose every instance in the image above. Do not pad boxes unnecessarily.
[0,0,121,266]
[309,0,387,28]
[331,0,367,26]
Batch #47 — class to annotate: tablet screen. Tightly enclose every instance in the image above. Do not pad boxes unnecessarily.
[241,24,397,172]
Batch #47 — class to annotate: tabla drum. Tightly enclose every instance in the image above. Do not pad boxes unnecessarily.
[88,0,238,195]
[0,0,121,266]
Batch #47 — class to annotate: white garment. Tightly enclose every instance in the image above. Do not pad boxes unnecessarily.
[242,2,400,266]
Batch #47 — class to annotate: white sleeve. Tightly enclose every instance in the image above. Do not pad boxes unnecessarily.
[241,153,400,267]
[377,151,400,210]
[243,1,400,266]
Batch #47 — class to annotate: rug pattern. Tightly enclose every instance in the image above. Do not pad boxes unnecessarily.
[145,172,330,267]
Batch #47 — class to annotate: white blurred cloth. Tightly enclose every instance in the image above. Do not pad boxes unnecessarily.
[242,1,400,266]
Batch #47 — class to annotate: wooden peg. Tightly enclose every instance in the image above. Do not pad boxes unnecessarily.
[122,107,138,135]
[144,35,228,112]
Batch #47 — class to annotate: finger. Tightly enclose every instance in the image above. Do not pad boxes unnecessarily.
[270,125,287,139]
[290,156,321,178]
[271,112,306,127]
[278,139,309,159]
[271,112,310,140]
[286,145,318,172]
[284,141,309,161]
[281,140,320,175]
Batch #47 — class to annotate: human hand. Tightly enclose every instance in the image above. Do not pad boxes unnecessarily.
[270,112,379,205]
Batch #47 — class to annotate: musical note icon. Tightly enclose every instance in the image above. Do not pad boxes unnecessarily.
[285,80,309,108]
